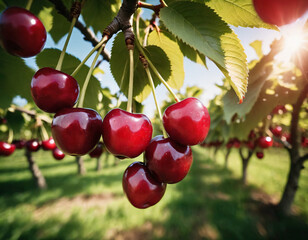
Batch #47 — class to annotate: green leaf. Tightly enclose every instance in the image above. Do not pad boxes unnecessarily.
[203,0,277,29]
[38,7,53,32]
[5,110,25,134]
[177,39,207,67]
[49,8,71,43]
[82,0,121,34]
[36,49,101,109]
[0,48,35,108]
[148,31,184,90]
[110,33,171,103]
[160,1,248,100]
[250,40,263,59]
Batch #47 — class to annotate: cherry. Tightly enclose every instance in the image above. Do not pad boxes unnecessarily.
[0,7,46,57]
[163,97,210,146]
[26,139,40,152]
[42,137,56,151]
[145,136,193,184]
[256,151,264,159]
[0,141,16,156]
[12,139,26,149]
[253,0,308,26]
[271,126,283,137]
[89,142,104,158]
[232,139,241,149]
[122,162,166,209]
[31,68,79,113]
[258,136,273,149]
[52,148,65,160]
[51,108,103,156]
[102,109,153,158]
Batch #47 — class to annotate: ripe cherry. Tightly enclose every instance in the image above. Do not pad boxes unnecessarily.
[258,136,273,149]
[52,148,65,160]
[26,139,40,152]
[51,108,103,156]
[102,109,153,158]
[12,139,26,149]
[89,142,104,158]
[256,151,264,159]
[42,137,56,151]
[123,162,166,209]
[253,0,308,26]
[0,7,46,57]
[145,136,193,184]
[163,98,210,146]
[271,126,283,137]
[0,141,16,156]
[31,68,79,113]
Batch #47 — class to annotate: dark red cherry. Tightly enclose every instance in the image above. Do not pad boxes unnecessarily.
[271,126,283,137]
[163,98,210,146]
[31,68,79,113]
[52,148,65,160]
[26,139,40,152]
[89,142,104,158]
[42,137,56,151]
[0,141,16,156]
[102,109,153,158]
[122,162,166,209]
[51,108,103,156]
[253,0,308,26]
[258,136,273,149]
[256,151,264,159]
[145,136,193,184]
[12,139,26,149]
[0,7,46,57]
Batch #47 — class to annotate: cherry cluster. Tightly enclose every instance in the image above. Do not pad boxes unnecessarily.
[121,98,210,208]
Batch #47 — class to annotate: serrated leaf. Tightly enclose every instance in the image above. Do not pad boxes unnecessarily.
[38,7,53,32]
[49,8,71,43]
[36,49,101,109]
[82,0,121,34]
[148,31,184,90]
[160,1,248,100]
[0,48,35,108]
[110,33,171,103]
[177,39,207,67]
[250,40,263,59]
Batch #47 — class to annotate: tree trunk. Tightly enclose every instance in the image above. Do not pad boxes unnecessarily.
[76,156,86,175]
[241,159,249,185]
[213,147,219,161]
[278,160,303,214]
[25,149,47,189]
[96,156,102,172]
[224,148,231,168]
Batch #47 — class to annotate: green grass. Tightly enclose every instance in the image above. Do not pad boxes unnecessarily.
[0,147,307,240]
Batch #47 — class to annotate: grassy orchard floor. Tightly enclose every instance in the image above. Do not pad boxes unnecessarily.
[0,147,307,240]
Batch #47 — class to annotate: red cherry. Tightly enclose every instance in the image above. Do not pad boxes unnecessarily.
[244,141,255,150]
[145,136,193,184]
[89,142,104,158]
[52,148,65,160]
[42,137,56,151]
[122,162,166,209]
[31,68,79,113]
[0,7,46,57]
[102,109,153,158]
[163,98,210,146]
[26,139,40,152]
[253,0,308,26]
[12,139,26,149]
[258,136,273,149]
[51,108,103,156]
[0,141,16,156]
[256,151,264,159]
[233,139,241,149]
[271,126,283,137]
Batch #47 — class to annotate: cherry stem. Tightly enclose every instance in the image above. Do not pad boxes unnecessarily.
[71,35,108,77]
[40,123,49,141]
[56,17,77,71]
[78,44,104,108]
[127,49,134,112]
[26,0,33,11]
[7,129,13,144]
[145,67,168,138]
[135,41,180,102]
[137,0,167,15]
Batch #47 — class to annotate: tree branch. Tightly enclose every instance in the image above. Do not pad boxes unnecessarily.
[48,0,110,61]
